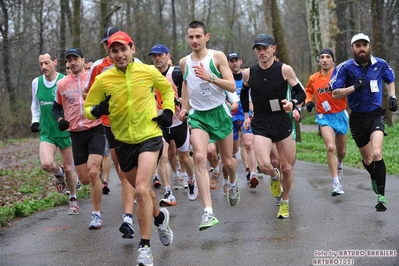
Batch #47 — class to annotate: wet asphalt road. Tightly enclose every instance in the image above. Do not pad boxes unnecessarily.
[1,156,399,266]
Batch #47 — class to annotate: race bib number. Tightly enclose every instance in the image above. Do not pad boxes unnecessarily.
[370,80,379,92]
[270,99,281,112]
[200,82,211,96]
[321,100,331,112]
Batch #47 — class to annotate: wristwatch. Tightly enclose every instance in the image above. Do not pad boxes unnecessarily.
[291,99,298,110]
[209,73,217,83]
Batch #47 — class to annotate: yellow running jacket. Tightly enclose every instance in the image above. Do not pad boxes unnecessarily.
[84,61,175,144]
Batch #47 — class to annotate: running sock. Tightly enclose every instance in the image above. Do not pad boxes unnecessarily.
[55,167,64,177]
[154,210,165,226]
[139,239,150,248]
[204,207,213,214]
[123,213,133,223]
[124,213,133,219]
[374,159,386,196]
[229,181,237,187]
[337,162,343,169]
[332,177,339,185]
[164,186,171,192]
[213,165,220,174]
[69,194,77,200]
[93,211,101,216]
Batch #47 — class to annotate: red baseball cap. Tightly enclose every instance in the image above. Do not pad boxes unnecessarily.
[107,31,134,49]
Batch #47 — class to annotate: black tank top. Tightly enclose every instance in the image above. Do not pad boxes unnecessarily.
[248,61,287,117]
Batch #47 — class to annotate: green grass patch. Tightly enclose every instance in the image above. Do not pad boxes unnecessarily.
[0,185,90,228]
[0,139,91,228]
[299,111,317,125]
[297,122,399,176]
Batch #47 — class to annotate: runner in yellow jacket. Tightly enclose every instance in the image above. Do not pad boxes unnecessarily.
[84,56,175,144]
[84,31,175,266]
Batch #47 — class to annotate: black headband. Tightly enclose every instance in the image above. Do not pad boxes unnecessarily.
[319,49,335,62]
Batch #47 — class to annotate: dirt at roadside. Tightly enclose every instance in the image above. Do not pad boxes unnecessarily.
[0,138,40,170]
[0,138,44,208]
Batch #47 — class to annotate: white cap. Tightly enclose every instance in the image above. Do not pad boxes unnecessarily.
[351,33,370,45]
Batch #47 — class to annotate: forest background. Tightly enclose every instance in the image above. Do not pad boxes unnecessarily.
[0,0,399,139]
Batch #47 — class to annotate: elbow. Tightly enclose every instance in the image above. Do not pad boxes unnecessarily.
[228,82,236,92]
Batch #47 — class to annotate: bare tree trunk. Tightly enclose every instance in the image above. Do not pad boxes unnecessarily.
[190,0,195,22]
[156,0,164,40]
[0,0,14,104]
[38,0,44,55]
[205,0,212,28]
[126,0,132,27]
[306,0,322,73]
[262,0,272,31]
[223,0,236,54]
[319,0,338,50]
[72,0,80,47]
[371,0,383,57]
[171,0,177,62]
[100,0,108,55]
[64,0,73,37]
[335,0,356,63]
[371,0,392,126]
[60,0,67,73]
[270,0,289,65]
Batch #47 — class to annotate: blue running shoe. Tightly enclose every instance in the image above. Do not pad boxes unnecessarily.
[89,213,102,229]
[119,214,134,239]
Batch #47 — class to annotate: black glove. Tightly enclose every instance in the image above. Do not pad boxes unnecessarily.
[91,95,111,118]
[30,122,40,133]
[306,101,315,112]
[152,109,173,127]
[389,96,397,112]
[354,78,366,90]
[58,119,70,131]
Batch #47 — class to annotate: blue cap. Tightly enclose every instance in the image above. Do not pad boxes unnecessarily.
[148,44,169,55]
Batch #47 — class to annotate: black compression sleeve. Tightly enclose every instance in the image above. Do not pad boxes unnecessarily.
[292,83,306,105]
[240,85,250,112]
[52,101,64,121]
[172,66,183,97]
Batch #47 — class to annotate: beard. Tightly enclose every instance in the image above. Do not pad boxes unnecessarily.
[354,51,371,65]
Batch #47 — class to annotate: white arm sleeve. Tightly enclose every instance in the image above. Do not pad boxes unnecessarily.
[31,78,40,123]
